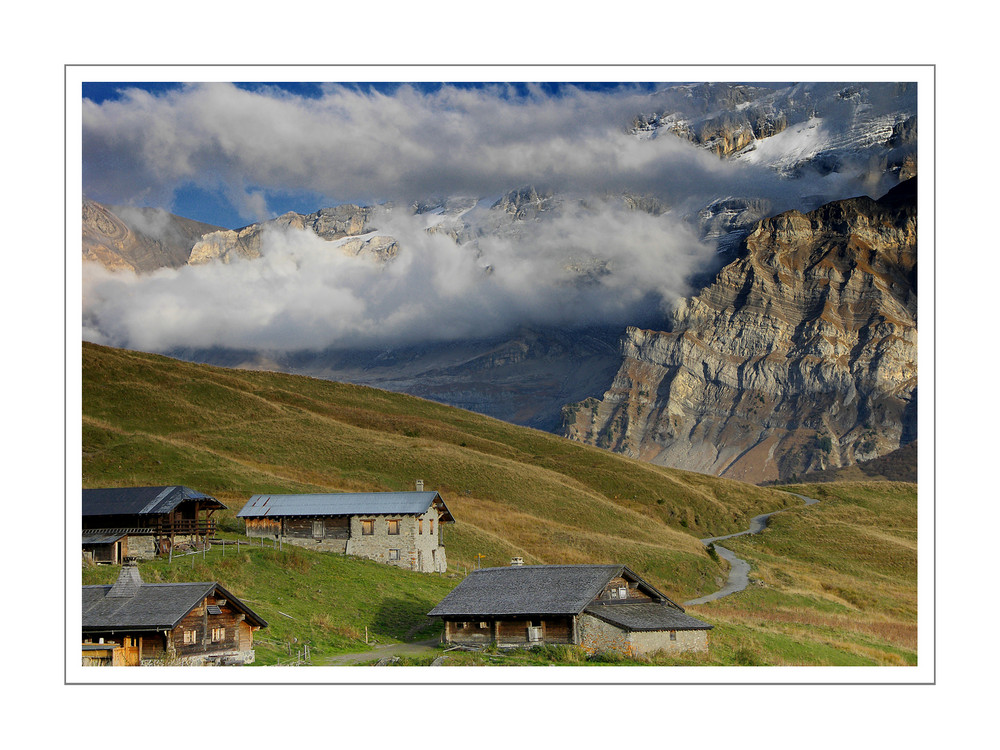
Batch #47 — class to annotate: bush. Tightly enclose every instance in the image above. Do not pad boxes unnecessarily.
[529,644,588,663]
[588,649,627,664]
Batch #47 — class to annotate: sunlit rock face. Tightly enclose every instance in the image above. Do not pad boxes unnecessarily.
[561,178,917,484]
[82,199,224,272]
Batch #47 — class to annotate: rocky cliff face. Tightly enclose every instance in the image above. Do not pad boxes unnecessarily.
[188,204,390,264]
[82,199,223,272]
[633,82,917,189]
[561,178,917,483]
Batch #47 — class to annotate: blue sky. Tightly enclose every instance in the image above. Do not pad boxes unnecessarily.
[82,81,657,104]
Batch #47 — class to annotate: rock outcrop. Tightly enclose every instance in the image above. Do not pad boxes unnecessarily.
[561,178,917,484]
[188,204,382,265]
[82,199,223,272]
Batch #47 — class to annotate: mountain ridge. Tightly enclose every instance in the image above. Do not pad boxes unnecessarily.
[560,178,917,483]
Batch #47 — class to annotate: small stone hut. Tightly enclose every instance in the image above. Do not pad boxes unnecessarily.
[428,563,712,656]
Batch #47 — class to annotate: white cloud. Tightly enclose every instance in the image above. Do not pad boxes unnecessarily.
[82,199,715,352]
[82,82,797,222]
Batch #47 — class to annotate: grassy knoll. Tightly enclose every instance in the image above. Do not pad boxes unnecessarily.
[681,482,918,666]
[82,342,799,601]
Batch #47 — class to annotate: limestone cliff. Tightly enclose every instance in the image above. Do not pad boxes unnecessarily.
[82,199,223,272]
[188,204,387,264]
[561,178,917,484]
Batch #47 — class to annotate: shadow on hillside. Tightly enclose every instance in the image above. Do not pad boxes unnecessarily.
[370,597,444,642]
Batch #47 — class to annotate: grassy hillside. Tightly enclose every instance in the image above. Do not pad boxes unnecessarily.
[80,343,919,667]
[681,482,918,666]
[83,341,801,600]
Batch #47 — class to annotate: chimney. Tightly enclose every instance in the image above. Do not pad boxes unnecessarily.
[415,480,424,492]
[107,557,143,598]
[510,557,524,567]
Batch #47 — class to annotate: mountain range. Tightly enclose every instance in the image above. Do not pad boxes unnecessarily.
[81,81,919,481]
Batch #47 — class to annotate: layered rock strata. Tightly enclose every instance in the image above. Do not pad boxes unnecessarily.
[561,178,917,484]
[82,199,223,272]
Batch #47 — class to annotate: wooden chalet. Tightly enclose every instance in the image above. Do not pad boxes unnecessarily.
[236,486,455,573]
[82,559,267,666]
[82,486,226,560]
[428,563,712,656]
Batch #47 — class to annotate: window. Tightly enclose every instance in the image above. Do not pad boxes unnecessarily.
[388,549,400,560]
[361,520,374,535]
[211,627,225,642]
[669,631,677,641]
[479,621,488,629]
[419,519,423,535]
[429,519,434,535]
[387,519,400,535]
[618,586,628,599]
[183,629,197,645]
[609,588,619,599]
[312,520,325,538]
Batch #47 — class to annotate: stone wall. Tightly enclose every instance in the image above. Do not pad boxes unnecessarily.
[578,612,633,655]
[577,613,708,657]
[629,627,708,654]
[346,508,447,573]
[126,535,157,559]
[281,537,349,554]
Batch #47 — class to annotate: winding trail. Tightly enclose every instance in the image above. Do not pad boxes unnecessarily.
[683,492,819,606]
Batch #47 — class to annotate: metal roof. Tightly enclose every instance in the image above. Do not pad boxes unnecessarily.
[82,486,226,517]
[82,532,127,545]
[428,564,656,617]
[236,491,455,522]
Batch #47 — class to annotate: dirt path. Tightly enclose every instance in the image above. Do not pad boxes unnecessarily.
[683,492,819,606]
[320,638,442,666]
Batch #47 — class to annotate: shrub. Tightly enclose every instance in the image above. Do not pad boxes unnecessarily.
[588,649,627,664]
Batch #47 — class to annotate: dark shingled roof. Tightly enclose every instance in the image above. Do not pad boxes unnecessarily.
[83,581,219,631]
[584,602,713,631]
[82,486,226,517]
[237,491,455,522]
[428,564,669,617]
[82,566,267,632]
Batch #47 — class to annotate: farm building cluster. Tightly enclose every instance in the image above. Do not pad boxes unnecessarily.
[81,483,712,666]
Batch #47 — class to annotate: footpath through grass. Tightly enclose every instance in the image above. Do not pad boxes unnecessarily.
[681,482,918,666]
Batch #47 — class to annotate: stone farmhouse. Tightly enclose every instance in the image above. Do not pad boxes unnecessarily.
[83,486,227,562]
[428,563,712,656]
[82,559,267,666]
[236,487,455,573]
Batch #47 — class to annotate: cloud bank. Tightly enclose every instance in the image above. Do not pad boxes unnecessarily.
[83,82,803,225]
[81,81,915,354]
[83,199,715,352]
